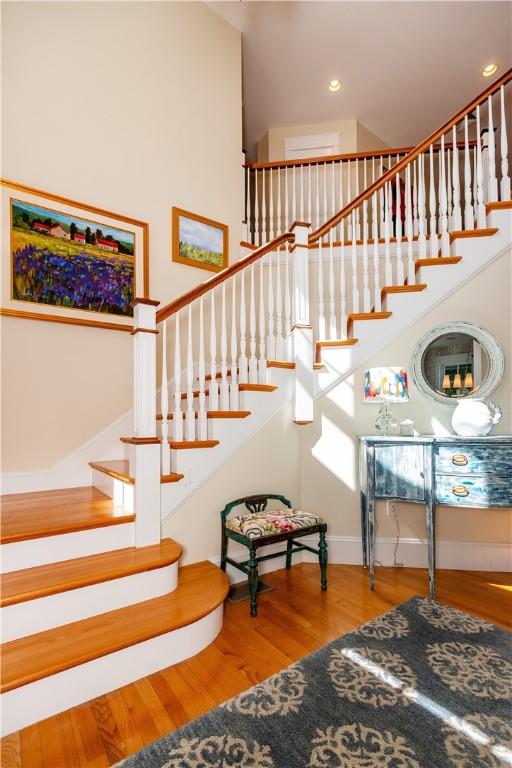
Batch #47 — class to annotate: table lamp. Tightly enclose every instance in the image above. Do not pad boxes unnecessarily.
[364,367,410,434]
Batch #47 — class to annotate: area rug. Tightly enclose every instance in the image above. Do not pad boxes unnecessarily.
[116,597,512,767]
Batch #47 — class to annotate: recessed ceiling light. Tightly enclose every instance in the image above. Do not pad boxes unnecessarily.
[329,79,342,93]
[482,63,498,78]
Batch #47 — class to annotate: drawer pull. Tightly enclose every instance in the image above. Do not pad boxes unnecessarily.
[452,484,470,497]
[452,454,469,466]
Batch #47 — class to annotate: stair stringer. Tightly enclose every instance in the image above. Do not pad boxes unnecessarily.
[160,368,294,519]
[312,208,512,400]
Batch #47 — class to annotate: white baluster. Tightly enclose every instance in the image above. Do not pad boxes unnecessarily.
[254,169,260,246]
[487,94,498,203]
[362,159,370,311]
[464,116,474,230]
[267,251,275,359]
[238,269,248,383]
[242,160,248,243]
[446,147,453,230]
[284,244,292,360]
[275,250,285,359]
[384,183,392,284]
[220,283,229,410]
[473,146,478,220]
[316,163,321,231]
[198,297,208,439]
[439,135,450,255]
[308,164,312,227]
[347,160,352,239]
[351,211,360,314]
[185,305,195,441]
[323,161,327,227]
[318,240,325,338]
[452,125,462,231]
[340,235,347,337]
[284,167,290,232]
[372,191,381,312]
[395,169,404,284]
[249,264,258,382]
[328,231,337,337]
[258,257,267,383]
[339,160,345,243]
[300,164,305,222]
[261,168,267,243]
[276,167,282,238]
[413,159,419,236]
[476,105,486,228]
[292,165,297,225]
[500,85,511,200]
[418,153,427,259]
[354,159,361,239]
[429,145,438,257]
[209,289,219,410]
[268,168,274,241]
[405,164,414,284]
[160,320,170,473]
[230,278,239,411]
[379,157,385,239]
[173,311,183,441]
[331,160,336,222]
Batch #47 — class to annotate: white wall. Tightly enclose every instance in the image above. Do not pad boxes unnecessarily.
[299,253,512,553]
[1,1,242,472]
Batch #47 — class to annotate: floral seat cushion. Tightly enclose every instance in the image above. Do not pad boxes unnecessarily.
[225,509,323,539]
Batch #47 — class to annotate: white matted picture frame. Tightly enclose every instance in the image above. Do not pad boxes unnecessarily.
[1,179,149,331]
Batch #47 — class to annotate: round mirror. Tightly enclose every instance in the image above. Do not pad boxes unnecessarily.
[412,322,504,405]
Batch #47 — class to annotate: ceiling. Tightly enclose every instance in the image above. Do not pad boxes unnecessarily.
[208,1,512,159]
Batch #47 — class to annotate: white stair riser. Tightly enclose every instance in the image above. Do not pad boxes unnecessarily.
[1,561,178,642]
[0,604,223,737]
[0,522,135,574]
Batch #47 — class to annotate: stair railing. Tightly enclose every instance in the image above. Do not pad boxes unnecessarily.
[304,69,511,343]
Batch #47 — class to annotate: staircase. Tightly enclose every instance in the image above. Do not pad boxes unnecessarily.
[1,70,511,736]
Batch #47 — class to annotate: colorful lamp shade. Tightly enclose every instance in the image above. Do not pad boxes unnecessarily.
[364,367,410,403]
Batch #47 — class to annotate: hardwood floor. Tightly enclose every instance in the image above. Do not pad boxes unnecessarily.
[1,563,510,767]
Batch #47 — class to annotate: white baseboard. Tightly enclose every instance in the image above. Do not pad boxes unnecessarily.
[210,535,512,577]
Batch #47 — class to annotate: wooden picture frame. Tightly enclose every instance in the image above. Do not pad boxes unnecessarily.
[172,206,228,273]
[1,179,149,331]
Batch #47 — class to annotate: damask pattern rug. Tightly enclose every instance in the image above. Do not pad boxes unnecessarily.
[116,597,512,768]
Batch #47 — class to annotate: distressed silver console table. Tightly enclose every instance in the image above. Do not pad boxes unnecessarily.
[359,435,512,598]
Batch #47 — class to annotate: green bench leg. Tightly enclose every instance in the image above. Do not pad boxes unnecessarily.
[319,530,328,591]
[285,538,293,570]
[248,549,259,617]
[220,526,228,572]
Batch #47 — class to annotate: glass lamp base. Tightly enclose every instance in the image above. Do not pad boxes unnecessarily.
[375,403,398,435]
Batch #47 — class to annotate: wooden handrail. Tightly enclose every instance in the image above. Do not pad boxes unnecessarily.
[156,233,294,324]
[309,68,512,244]
[245,140,477,172]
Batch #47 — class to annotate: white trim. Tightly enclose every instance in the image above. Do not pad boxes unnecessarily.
[0,522,135,574]
[1,562,178,642]
[284,132,341,160]
[0,604,223,737]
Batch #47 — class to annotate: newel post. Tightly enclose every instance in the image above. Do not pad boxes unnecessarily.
[130,298,161,547]
[290,222,314,424]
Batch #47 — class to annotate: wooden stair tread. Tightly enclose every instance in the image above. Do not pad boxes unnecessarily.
[158,411,251,420]
[89,460,134,484]
[486,199,512,213]
[266,360,295,369]
[239,383,278,392]
[168,440,219,449]
[415,256,462,272]
[381,283,427,296]
[0,538,182,608]
[315,338,358,363]
[449,227,498,243]
[0,561,228,693]
[0,487,135,545]
[348,312,392,323]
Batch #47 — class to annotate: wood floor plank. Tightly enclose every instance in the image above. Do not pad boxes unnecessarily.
[0,733,21,768]
[3,564,510,767]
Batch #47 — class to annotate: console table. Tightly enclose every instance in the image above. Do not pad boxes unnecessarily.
[359,435,512,598]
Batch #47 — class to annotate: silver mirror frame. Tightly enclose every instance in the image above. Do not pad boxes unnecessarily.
[412,321,504,406]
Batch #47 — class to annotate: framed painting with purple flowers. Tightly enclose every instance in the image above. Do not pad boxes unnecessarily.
[1,179,149,330]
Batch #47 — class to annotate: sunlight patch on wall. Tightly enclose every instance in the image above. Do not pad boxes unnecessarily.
[312,414,356,490]
[326,374,356,418]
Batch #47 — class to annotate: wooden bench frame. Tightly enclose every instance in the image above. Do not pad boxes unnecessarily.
[220,493,327,616]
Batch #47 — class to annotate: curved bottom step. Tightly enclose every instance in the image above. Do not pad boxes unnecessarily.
[0,561,228,736]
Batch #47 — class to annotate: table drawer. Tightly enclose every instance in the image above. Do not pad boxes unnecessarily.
[436,474,512,507]
[435,445,512,475]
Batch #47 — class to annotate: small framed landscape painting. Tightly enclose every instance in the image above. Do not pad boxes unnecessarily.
[1,179,149,330]
[172,207,228,273]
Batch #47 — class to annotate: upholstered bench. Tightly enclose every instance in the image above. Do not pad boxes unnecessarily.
[220,493,327,616]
